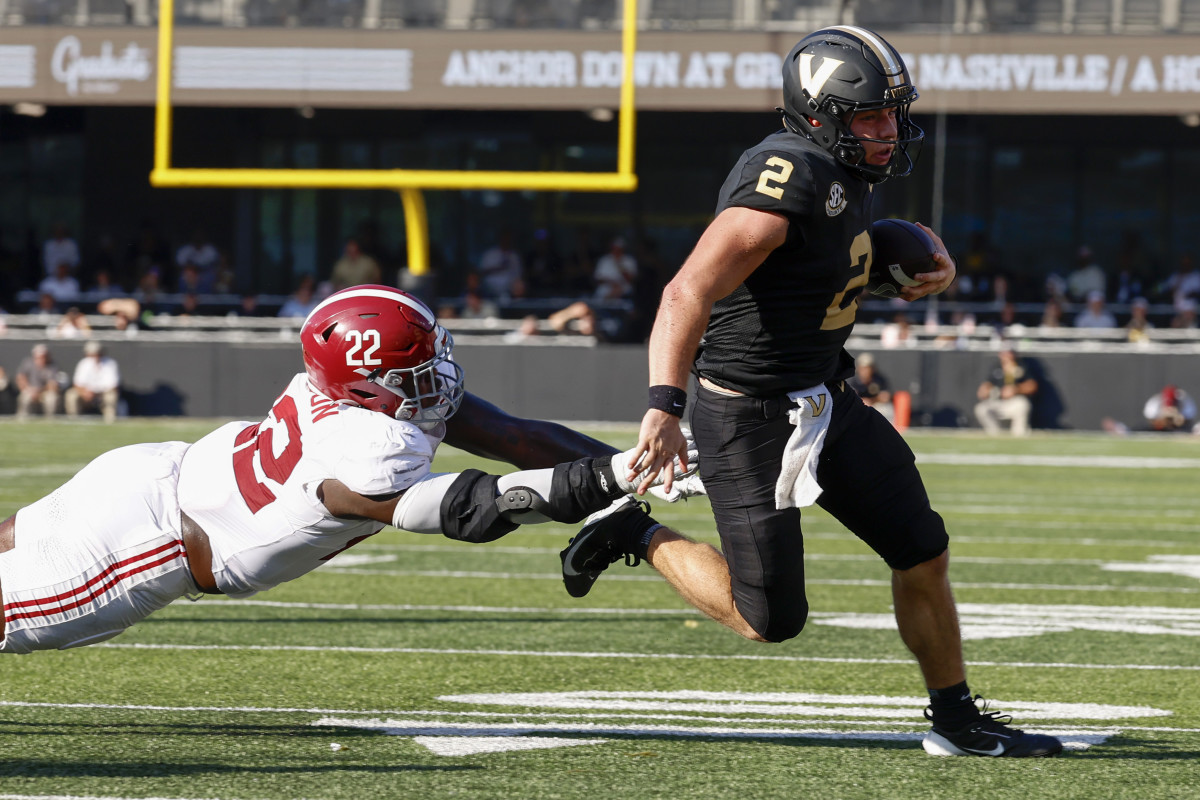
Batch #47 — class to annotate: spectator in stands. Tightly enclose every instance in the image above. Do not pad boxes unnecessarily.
[175,229,220,293]
[111,309,140,335]
[329,237,381,291]
[32,292,59,320]
[1125,297,1154,343]
[1066,245,1105,302]
[177,292,202,317]
[230,293,266,318]
[83,268,125,303]
[561,226,598,296]
[477,229,525,301]
[54,306,92,339]
[1171,298,1198,329]
[503,314,542,344]
[1039,296,1064,329]
[974,345,1038,436]
[524,228,562,296]
[278,275,320,319]
[211,256,236,295]
[42,221,80,278]
[126,220,172,292]
[37,261,81,304]
[0,366,16,416]
[1074,290,1117,329]
[65,340,120,424]
[880,312,915,348]
[89,233,122,290]
[957,231,1001,301]
[1159,253,1200,314]
[98,298,144,334]
[15,344,63,420]
[1143,385,1196,433]
[133,267,165,309]
[593,236,638,301]
[548,300,602,339]
[458,273,500,320]
[847,352,894,424]
[178,264,205,295]
[1113,229,1153,305]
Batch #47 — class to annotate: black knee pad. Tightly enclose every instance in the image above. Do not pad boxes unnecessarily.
[440,469,519,544]
[546,457,622,523]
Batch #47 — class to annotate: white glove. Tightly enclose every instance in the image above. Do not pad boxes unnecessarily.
[649,472,707,502]
[612,429,699,494]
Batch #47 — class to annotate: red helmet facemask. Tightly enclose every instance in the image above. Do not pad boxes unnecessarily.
[300,285,465,426]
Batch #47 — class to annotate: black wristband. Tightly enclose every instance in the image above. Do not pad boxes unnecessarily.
[648,384,687,418]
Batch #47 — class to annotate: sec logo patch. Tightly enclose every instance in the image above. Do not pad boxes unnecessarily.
[825,182,846,217]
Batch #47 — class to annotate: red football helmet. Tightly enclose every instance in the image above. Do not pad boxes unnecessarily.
[300,285,464,425]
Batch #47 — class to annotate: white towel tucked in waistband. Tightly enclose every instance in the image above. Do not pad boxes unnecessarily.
[774,384,833,510]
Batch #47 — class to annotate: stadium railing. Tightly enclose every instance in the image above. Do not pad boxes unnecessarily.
[3,0,1198,33]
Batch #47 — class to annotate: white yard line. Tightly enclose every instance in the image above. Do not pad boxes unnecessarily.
[915,453,1200,469]
[91,642,1200,671]
[351,543,1115,566]
[312,567,1200,593]
[3,699,1195,734]
[198,598,702,615]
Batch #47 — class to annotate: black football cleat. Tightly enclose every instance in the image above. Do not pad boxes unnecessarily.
[560,496,654,598]
[922,697,1064,757]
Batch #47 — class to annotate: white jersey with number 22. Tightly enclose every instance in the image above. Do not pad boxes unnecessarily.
[177,373,444,598]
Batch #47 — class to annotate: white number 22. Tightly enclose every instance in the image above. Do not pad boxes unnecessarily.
[345,329,382,366]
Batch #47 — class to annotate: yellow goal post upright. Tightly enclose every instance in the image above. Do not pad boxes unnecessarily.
[149,0,641,276]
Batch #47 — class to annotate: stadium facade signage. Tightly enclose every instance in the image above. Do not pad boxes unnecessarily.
[1,28,1197,114]
[51,35,152,97]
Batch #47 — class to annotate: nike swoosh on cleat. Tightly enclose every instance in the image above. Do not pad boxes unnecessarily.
[959,742,1006,756]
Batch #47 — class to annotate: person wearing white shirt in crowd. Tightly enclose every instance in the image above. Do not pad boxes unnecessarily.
[37,262,81,304]
[1074,290,1117,329]
[1065,245,1105,302]
[65,341,121,424]
[42,222,80,278]
[592,236,638,300]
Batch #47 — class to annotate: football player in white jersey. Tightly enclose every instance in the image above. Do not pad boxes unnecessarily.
[0,285,692,654]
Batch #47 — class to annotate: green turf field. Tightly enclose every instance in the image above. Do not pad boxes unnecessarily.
[2,419,1199,800]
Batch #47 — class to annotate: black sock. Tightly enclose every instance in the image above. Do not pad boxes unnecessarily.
[631,521,662,561]
[928,681,979,729]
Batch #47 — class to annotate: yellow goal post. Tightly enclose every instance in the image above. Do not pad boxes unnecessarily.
[149,0,641,275]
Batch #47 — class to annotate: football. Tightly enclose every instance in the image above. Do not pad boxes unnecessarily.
[867,219,937,298]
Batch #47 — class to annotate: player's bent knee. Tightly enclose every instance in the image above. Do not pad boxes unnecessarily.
[736,587,809,643]
[440,469,519,544]
[883,510,950,572]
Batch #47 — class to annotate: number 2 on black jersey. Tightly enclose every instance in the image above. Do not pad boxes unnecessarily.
[821,230,872,331]
[755,157,794,200]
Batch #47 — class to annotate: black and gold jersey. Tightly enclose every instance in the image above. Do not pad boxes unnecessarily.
[694,130,873,396]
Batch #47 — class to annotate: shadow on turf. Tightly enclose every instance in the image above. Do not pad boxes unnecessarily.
[0,761,479,778]
[1073,735,1200,761]
[0,722,482,777]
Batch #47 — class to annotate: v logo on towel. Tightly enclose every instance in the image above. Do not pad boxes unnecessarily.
[775,384,834,510]
[803,393,828,417]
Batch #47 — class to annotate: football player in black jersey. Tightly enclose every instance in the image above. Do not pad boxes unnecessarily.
[561,26,1062,758]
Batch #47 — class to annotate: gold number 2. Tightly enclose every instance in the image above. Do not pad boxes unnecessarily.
[755,156,794,200]
[821,229,872,331]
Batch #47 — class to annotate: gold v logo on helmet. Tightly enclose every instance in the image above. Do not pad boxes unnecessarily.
[797,54,843,99]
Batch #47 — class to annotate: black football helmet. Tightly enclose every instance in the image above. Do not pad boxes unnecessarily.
[779,25,924,183]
